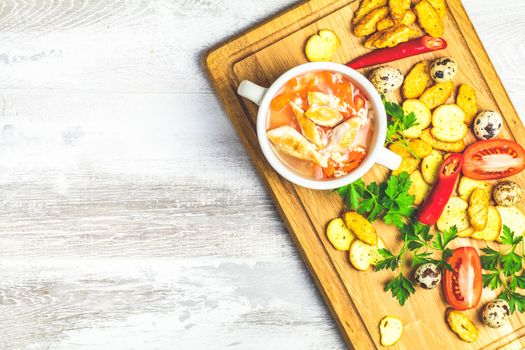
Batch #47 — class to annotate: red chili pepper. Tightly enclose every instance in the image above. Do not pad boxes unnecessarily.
[417,153,463,226]
[347,36,448,69]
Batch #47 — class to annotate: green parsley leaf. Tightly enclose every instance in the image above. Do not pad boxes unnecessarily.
[481,226,525,314]
[337,179,365,211]
[375,248,401,271]
[513,274,525,290]
[336,173,415,226]
[502,251,522,277]
[382,173,415,227]
[480,247,501,270]
[402,222,432,246]
[407,240,424,251]
[412,251,437,268]
[482,272,502,290]
[500,225,523,246]
[438,248,454,271]
[500,290,525,314]
[432,226,458,251]
[384,272,415,306]
[382,96,420,157]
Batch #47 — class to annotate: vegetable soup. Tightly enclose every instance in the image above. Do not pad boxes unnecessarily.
[266,70,374,180]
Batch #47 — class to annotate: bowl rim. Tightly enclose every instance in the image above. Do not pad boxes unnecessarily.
[256,62,387,190]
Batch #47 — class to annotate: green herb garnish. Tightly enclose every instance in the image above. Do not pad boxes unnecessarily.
[376,222,458,305]
[481,226,525,313]
[337,172,415,228]
[382,96,419,158]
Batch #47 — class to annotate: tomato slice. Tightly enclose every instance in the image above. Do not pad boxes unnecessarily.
[443,247,482,311]
[462,139,525,180]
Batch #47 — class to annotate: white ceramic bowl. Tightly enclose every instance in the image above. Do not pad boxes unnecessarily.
[237,62,401,190]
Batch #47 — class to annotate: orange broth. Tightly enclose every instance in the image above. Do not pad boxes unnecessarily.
[266,70,374,180]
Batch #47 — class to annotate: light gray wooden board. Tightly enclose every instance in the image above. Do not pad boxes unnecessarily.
[0,0,523,349]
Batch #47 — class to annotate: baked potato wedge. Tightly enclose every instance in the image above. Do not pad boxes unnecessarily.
[414,0,444,38]
[419,129,466,152]
[389,141,411,158]
[353,0,388,24]
[326,218,355,251]
[389,142,420,175]
[468,188,489,231]
[349,237,386,270]
[421,150,443,184]
[446,309,479,343]
[370,237,386,266]
[305,30,341,62]
[431,104,467,143]
[403,61,432,99]
[367,25,421,49]
[437,197,470,232]
[379,316,404,346]
[427,0,447,18]
[343,212,377,246]
[350,239,372,271]
[389,0,411,22]
[409,170,432,206]
[457,227,475,238]
[496,206,525,241]
[402,99,432,138]
[457,176,493,201]
[456,84,478,125]
[376,17,394,32]
[410,139,433,158]
[354,7,389,37]
[432,104,466,125]
[376,17,394,31]
[364,31,383,49]
[431,124,467,143]
[471,206,501,241]
[399,10,417,26]
[419,81,455,109]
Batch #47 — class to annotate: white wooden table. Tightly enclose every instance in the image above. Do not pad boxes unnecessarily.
[0,1,523,349]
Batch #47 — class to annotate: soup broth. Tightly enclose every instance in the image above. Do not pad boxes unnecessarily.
[266,70,374,180]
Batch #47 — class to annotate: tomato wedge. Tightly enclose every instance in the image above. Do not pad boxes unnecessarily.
[443,247,482,311]
[462,139,525,180]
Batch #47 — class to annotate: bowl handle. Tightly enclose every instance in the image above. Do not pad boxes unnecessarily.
[376,146,402,170]
[238,80,268,106]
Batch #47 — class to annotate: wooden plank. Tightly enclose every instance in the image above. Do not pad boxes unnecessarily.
[205,0,525,348]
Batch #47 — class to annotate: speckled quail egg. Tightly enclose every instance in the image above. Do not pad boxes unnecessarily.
[473,111,503,140]
[494,181,522,207]
[368,66,404,94]
[430,57,458,82]
[414,263,441,289]
[482,299,510,328]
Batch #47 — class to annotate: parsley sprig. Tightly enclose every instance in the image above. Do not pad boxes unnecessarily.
[336,172,415,228]
[481,226,525,313]
[376,222,458,305]
[382,96,419,159]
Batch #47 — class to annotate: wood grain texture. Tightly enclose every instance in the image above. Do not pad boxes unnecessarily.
[0,0,524,349]
[207,0,525,349]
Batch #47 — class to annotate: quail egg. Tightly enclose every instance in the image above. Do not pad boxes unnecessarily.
[482,299,510,328]
[369,66,404,94]
[494,181,522,207]
[430,57,458,82]
[473,111,503,140]
[414,263,441,289]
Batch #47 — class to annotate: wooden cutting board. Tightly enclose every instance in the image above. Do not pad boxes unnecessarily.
[205,0,525,348]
